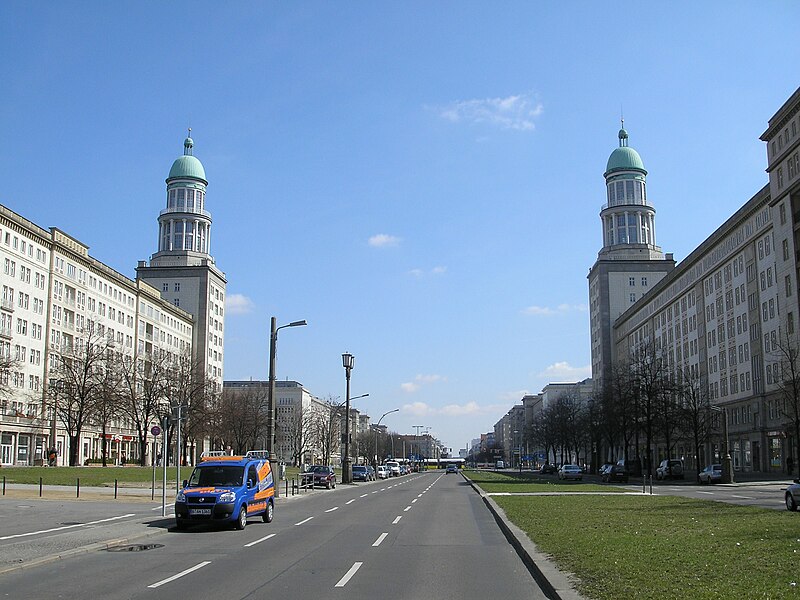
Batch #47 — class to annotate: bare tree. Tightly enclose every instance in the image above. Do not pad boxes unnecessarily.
[314,396,343,466]
[677,365,716,482]
[214,385,270,455]
[48,327,112,466]
[772,326,800,477]
[90,347,123,466]
[286,402,316,466]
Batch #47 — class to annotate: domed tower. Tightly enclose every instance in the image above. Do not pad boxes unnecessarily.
[154,132,213,259]
[137,132,227,403]
[588,123,675,388]
[599,124,660,256]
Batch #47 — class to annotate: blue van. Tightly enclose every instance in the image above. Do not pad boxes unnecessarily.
[174,451,275,530]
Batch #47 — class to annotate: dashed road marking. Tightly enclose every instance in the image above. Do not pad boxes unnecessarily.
[392,516,402,524]
[148,561,211,588]
[372,532,388,547]
[244,533,276,547]
[325,507,339,513]
[295,516,314,526]
[335,562,363,587]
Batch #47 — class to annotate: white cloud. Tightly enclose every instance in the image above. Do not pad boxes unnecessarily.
[400,373,446,393]
[409,266,447,278]
[225,294,255,315]
[521,303,587,316]
[368,234,401,248]
[499,390,531,402]
[402,401,434,416]
[538,361,592,382]
[438,92,543,131]
[401,400,505,417]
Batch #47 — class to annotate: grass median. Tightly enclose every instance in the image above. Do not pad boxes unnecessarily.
[465,470,799,600]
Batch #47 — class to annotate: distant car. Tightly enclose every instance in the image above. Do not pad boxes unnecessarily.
[495,460,505,469]
[539,464,557,475]
[385,461,401,477]
[601,464,629,483]
[446,464,458,474]
[699,464,723,485]
[376,465,390,479]
[656,459,684,480]
[310,465,336,489]
[352,465,370,482]
[785,478,800,512]
[558,464,583,481]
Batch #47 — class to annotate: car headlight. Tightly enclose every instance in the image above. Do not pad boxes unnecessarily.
[218,491,236,503]
[175,491,185,503]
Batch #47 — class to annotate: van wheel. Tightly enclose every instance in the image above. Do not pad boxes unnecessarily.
[787,493,798,512]
[263,501,274,523]
[236,506,247,530]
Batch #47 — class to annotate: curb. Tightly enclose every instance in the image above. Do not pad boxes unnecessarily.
[462,473,588,600]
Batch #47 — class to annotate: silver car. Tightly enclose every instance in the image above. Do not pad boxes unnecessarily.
[558,464,583,481]
[786,478,800,511]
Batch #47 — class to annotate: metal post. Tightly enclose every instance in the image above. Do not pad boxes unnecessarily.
[176,404,181,494]
[268,317,277,457]
[162,419,168,517]
[721,407,734,484]
[343,360,352,484]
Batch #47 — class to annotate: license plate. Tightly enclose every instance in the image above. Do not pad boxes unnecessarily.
[189,508,212,516]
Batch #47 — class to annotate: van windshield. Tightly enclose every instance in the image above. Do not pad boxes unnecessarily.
[188,466,244,487]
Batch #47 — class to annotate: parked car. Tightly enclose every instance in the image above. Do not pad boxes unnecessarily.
[656,459,684,480]
[558,464,583,481]
[786,478,800,512]
[352,465,370,482]
[601,464,629,483]
[446,464,458,474]
[539,463,557,475]
[385,460,401,477]
[376,465,390,479]
[310,465,337,489]
[699,464,723,484]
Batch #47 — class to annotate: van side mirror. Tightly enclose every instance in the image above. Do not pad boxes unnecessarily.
[182,480,188,488]
[247,479,254,489]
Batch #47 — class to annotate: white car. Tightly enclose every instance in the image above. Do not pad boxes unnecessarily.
[558,464,583,481]
[385,461,401,477]
[786,478,800,511]
[376,465,390,479]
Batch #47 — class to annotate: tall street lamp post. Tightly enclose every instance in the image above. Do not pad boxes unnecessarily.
[374,409,399,467]
[268,317,306,496]
[341,353,355,484]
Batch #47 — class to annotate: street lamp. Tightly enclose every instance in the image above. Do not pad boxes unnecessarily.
[341,352,355,484]
[710,405,734,484]
[374,409,399,467]
[267,317,306,498]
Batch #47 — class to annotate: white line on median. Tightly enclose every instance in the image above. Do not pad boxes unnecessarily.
[335,562,363,587]
[295,516,315,526]
[148,561,211,588]
[372,532,388,547]
[392,516,402,524]
[0,514,136,540]
[244,533,276,547]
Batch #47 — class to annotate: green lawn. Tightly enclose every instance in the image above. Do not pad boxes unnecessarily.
[465,471,800,599]
[465,469,629,494]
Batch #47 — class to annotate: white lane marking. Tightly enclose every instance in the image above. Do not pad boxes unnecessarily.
[697,491,715,495]
[372,532,388,547]
[325,507,339,513]
[360,494,369,498]
[403,506,411,512]
[346,499,356,505]
[371,491,379,494]
[731,495,752,499]
[335,562,363,587]
[148,561,211,588]
[417,494,423,497]
[392,516,402,524]
[295,516,315,526]
[244,533,276,547]
[0,513,136,540]
[411,499,418,503]
[381,488,386,491]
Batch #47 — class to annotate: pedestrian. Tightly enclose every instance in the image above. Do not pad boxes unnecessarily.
[47,447,57,467]
[121,452,126,466]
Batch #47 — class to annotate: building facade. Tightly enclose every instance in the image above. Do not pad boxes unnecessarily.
[0,204,194,466]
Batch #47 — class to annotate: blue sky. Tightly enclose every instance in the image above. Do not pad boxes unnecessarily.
[1,2,799,454]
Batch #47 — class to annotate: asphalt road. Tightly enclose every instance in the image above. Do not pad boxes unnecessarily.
[0,472,549,600]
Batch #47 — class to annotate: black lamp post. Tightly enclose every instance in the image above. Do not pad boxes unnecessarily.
[711,405,734,484]
[374,409,399,467]
[341,352,355,483]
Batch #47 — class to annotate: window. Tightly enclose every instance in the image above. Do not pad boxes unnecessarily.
[629,277,635,286]
[641,277,648,287]
[162,283,168,292]
[174,283,180,292]
[630,293,636,302]
[778,167,784,189]
[787,275,793,297]
[784,239,790,261]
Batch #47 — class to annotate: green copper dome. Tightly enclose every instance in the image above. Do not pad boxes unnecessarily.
[604,126,646,177]
[167,135,207,182]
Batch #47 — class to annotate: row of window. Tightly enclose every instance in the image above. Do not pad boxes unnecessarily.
[1,229,47,264]
[770,119,798,158]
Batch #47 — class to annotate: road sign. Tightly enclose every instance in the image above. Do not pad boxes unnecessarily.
[151,425,162,436]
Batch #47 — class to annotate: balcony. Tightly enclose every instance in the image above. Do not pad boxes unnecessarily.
[159,206,212,219]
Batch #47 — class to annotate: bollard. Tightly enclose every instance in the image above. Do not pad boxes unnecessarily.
[285,479,288,498]
[151,468,155,501]
[115,479,118,499]
[39,476,43,497]
[2,476,5,496]
[77,478,80,498]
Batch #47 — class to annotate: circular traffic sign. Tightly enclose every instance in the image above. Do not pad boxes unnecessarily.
[151,425,162,436]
